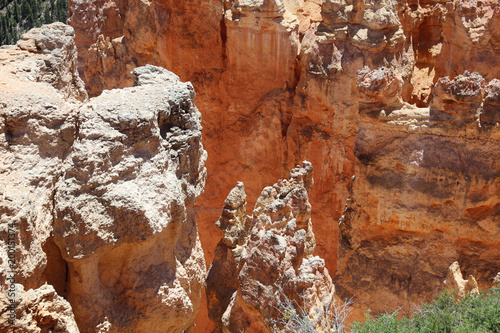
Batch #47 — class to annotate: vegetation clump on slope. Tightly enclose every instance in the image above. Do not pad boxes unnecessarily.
[276,286,500,332]
[351,286,500,333]
[0,0,67,45]
[275,295,353,333]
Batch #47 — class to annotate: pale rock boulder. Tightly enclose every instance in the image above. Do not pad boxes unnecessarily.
[0,284,79,333]
[15,22,87,101]
[215,182,251,248]
[206,162,335,332]
[481,79,500,126]
[429,72,500,128]
[0,23,82,292]
[317,0,404,52]
[0,25,83,293]
[430,71,485,124]
[53,64,207,333]
[356,66,404,115]
[493,272,500,287]
[1,23,208,333]
[444,261,479,298]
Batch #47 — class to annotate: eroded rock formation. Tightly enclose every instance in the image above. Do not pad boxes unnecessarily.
[15,22,87,101]
[206,162,335,332]
[493,273,500,287]
[62,0,500,327]
[54,64,207,333]
[444,261,479,298]
[0,22,86,295]
[1,23,207,332]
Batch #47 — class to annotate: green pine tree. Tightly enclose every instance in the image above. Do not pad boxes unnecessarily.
[16,1,21,21]
[0,0,69,46]
[55,0,67,23]
[21,0,29,21]
[43,4,50,24]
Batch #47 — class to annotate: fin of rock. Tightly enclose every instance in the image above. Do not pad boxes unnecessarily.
[207,161,336,333]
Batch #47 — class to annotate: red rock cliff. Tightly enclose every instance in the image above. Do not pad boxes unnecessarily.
[66,0,500,328]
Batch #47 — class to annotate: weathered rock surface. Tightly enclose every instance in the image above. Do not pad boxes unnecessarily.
[206,162,335,332]
[54,64,207,333]
[66,0,500,328]
[0,22,84,294]
[482,79,500,126]
[67,0,354,314]
[336,70,500,313]
[493,273,500,287]
[15,22,88,101]
[444,261,479,298]
[0,284,79,333]
[1,24,207,333]
[430,71,485,125]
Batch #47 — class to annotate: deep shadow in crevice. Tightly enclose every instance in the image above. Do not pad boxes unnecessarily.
[158,112,174,140]
[41,236,69,298]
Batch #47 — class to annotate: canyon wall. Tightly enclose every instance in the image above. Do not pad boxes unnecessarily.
[338,72,500,312]
[0,23,207,332]
[64,0,500,328]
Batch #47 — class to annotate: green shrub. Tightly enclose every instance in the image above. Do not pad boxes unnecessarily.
[351,286,500,333]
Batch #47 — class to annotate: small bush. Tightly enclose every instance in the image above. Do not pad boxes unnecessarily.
[275,293,353,333]
[351,286,500,333]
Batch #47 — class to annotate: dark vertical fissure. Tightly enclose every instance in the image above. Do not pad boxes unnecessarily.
[40,176,69,298]
[220,14,228,64]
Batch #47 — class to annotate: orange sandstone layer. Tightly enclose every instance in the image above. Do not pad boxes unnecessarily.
[67,0,500,330]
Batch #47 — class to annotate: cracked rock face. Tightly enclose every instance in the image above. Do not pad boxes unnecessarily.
[206,162,335,333]
[1,24,207,333]
[337,69,500,314]
[430,71,485,124]
[15,22,88,101]
[0,23,82,293]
